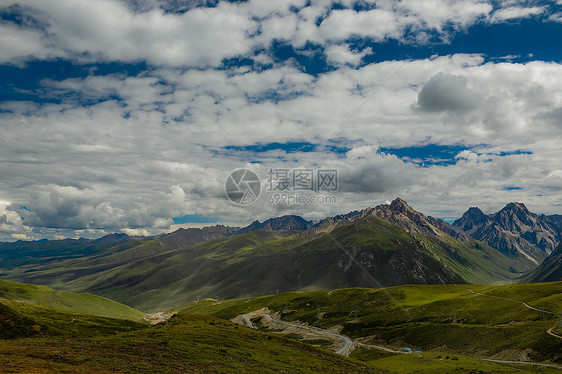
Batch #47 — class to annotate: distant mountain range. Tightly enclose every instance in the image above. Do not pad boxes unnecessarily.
[451,202,562,265]
[2,198,556,312]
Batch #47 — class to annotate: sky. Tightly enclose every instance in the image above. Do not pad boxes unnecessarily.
[0,0,561,241]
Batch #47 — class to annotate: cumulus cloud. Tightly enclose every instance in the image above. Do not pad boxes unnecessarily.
[12,185,127,229]
[2,0,259,66]
[318,8,399,42]
[0,1,561,240]
[336,146,418,193]
[0,202,28,238]
[417,73,482,113]
[325,44,373,66]
[0,0,522,66]
[0,22,56,65]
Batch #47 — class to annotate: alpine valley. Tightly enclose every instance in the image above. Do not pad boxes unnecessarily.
[0,198,561,373]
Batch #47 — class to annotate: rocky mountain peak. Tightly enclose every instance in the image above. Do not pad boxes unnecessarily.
[500,202,530,215]
[452,206,488,233]
[236,215,312,234]
[311,208,375,234]
[374,198,442,237]
[93,233,131,245]
[465,206,487,219]
[493,202,535,227]
[262,215,312,231]
[389,197,414,213]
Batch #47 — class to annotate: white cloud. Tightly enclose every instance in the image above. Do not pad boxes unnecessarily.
[336,147,418,193]
[0,23,57,64]
[0,1,561,240]
[395,0,492,31]
[548,12,562,22]
[318,8,399,42]
[325,44,372,66]
[5,0,259,67]
[0,201,29,238]
[0,0,519,66]
[417,73,482,113]
[490,6,546,22]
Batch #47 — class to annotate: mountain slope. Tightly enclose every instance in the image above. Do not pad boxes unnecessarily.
[0,280,146,342]
[1,211,468,311]
[0,199,541,312]
[7,200,534,312]
[523,242,562,282]
[0,301,41,339]
[367,199,535,283]
[63,211,488,311]
[159,224,239,248]
[0,279,145,321]
[0,234,145,270]
[452,202,561,264]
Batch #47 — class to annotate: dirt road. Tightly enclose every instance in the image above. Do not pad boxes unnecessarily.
[240,312,355,356]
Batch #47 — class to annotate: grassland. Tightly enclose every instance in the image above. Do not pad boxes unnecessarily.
[0,279,147,340]
[353,348,561,373]
[177,282,562,371]
[0,279,145,321]
[1,280,561,372]
[0,312,388,373]
[0,279,388,373]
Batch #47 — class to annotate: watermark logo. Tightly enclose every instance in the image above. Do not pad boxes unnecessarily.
[267,168,337,192]
[225,167,338,206]
[266,168,338,205]
[225,168,261,205]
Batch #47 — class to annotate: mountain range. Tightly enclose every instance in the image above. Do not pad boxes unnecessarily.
[451,202,562,265]
[1,198,558,312]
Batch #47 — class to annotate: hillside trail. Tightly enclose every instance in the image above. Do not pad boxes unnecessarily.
[454,285,561,340]
[482,358,562,370]
[239,312,354,355]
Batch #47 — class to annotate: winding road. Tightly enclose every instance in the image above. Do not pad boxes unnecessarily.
[236,286,562,368]
[547,323,562,339]
[242,314,255,329]
[240,313,354,355]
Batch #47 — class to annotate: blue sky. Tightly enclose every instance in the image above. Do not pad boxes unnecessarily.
[0,0,561,240]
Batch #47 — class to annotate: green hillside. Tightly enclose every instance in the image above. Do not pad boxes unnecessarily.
[523,242,562,283]
[0,312,385,373]
[53,217,467,311]
[0,205,538,313]
[0,280,385,373]
[178,282,562,368]
[0,299,146,338]
[0,279,146,321]
[0,301,43,339]
[0,282,560,372]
